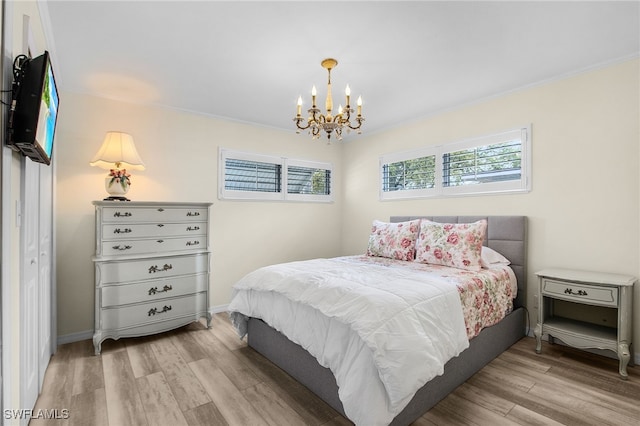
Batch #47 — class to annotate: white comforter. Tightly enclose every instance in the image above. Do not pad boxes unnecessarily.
[228,256,469,426]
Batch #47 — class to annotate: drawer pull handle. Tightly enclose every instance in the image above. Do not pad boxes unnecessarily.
[113,211,132,218]
[148,264,173,274]
[186,241,200,246]
[157,240,164,243]
[564,288,588,296]
[112,245,132,251]
[187,226,200,231]
[148,285,173,295]
[113,228,132,234]
[186,211,200,217]
[157,208,165,212]
[148,305,172,316]
[157,224,165,228]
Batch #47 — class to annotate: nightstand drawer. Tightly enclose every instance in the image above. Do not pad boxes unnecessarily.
[100,292,207,331]
[101,235,207,256]
[103,222,207,240]
[101,273,208,307]
[101,206,208,223]
[542,278,618,307]
[97,253,209,285]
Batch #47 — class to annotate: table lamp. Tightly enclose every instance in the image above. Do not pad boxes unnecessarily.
[90,131,145,201]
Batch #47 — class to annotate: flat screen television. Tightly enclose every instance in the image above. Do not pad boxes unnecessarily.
[8,51,59,165]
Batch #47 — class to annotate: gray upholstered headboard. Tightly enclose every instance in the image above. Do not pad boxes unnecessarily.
[390,216,527,308]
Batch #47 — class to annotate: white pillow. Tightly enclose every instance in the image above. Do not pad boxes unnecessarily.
[480,246,511,269]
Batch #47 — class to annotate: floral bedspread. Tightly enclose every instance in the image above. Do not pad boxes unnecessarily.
[350,255,516,339]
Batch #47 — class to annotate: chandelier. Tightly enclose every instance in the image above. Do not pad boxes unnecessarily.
[294,58,364,141]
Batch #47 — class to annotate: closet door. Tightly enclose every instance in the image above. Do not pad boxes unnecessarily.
[20,158,40,413]
[38,162,52,385]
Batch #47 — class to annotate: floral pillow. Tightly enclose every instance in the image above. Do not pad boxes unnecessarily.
[366,219,421,261]
[415,219,487,271]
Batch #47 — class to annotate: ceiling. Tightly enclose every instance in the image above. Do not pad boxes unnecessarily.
[42,1,639,136]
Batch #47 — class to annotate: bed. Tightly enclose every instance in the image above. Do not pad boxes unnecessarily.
[229,215,526,425]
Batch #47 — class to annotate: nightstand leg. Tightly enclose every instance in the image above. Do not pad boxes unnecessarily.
[618,342,630,379]
[534,323,542,354]
[206,312,212,328]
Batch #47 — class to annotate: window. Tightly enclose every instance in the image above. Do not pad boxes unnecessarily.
[224,158,281,193]
[380,149,438,200]
[219,149,333,202]
[380,126,530,200]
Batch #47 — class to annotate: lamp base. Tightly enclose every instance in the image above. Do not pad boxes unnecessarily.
[103,196,130,201]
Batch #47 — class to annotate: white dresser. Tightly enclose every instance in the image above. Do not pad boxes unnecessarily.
[92,201,212,354]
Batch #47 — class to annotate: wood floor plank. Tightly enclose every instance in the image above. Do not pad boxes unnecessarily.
[189,357,269,426]
[454,382,516,417]
[136,371,189,426]
[527,382,639,426]
[101,350,147,426]
[493,354,640,420]
[125,336,161,378]
[242,382,309,426]
[505,404,566,426]
[209,312,246,351]
[435,392,521,426]
[234,344,340,424]
[30,341,78,426]
[71,342,103,395]
[168,328,209,363]
[182,402,229,426]
[149,336,211,411]
[191,326,263,391]
[467,371,605,426]
[68,388,108,426]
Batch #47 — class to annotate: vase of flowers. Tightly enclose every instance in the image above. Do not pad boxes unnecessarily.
[105,168,131,198]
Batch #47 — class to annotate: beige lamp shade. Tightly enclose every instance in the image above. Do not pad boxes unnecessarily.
[89,131,146,170]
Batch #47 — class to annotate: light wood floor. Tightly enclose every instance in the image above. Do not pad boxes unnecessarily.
[31,313,639,426]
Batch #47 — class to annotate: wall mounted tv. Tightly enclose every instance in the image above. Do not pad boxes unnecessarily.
[8,50,60,165]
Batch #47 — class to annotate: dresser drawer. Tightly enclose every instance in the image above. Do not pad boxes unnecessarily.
[101,235,207,256]
[101,206,208,223]
[100,292,207,331]
[101,273,208,307]
[103,222,207,240]
[96,253,210,285]
[542,279,618,307]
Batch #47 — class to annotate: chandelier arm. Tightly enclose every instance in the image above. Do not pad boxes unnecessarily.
[346,117,365,130]
[294,118,312,131]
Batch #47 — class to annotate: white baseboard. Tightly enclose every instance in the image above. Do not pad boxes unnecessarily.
[57,329,93,346]
[210,304,229,314]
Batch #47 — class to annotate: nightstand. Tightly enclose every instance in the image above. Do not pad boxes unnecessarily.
[534,268,635,379]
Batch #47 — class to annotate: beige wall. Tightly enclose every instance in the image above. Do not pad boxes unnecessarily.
[54,94,343,336]
[341,59,640,357]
